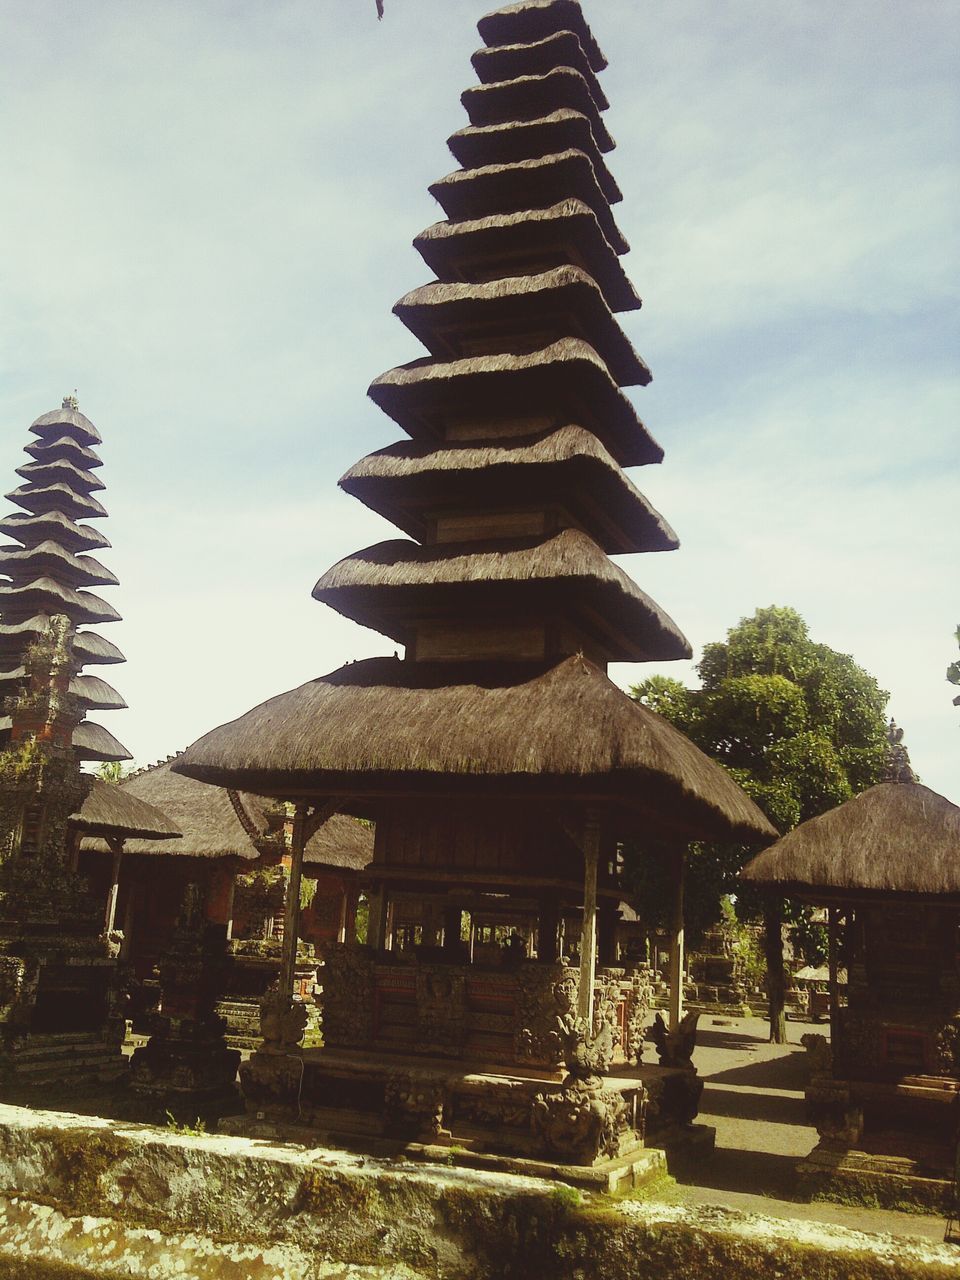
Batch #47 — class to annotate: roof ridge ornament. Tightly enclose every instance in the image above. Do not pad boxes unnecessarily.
[62,393,79,410]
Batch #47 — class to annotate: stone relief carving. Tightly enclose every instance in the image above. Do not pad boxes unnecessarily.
[384,1070,446,1139]
[648,1010,699,1068]
[320,944,374,1049]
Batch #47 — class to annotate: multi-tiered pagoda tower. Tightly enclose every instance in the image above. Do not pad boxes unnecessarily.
[178,0,773,1174]
[0,398,133,1089]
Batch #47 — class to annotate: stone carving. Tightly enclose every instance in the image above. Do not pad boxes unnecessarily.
[935,1017,960,1078]
[260,987,308,1053]
[384,1070,446,1139]
[801,1032,834,1078]
[649,1010,700,1068]
[515,965,576,1068]
[320,944,375,1050]
[416,964,466,1058]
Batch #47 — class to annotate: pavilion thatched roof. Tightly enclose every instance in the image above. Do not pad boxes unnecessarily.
[70,778,181,842]
[393,266,648,386]
[477,0,607,74]
[414,200,638,314]
[339,425,677,554]
[174,655,776,846]
[740,782,960,898]
[30,406,101,447]
[472,32,608,112]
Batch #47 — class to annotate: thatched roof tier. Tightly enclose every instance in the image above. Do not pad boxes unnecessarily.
[430,150,627,256]
[79,757,373,871]
[462,68,614,153]
[16,458,105,494]
[71,720,131,763]
[368,339,660,468]
[74,629,125,665]
[448,112,619,204]
[477,1,606,75]
[68,674,127,711]
[312,529,689,663]
[174,655,775,845]
[339,427,677,554]
[0,510,111,554]
[25,435,103,471]
[30,407,102,447]
[0,577,120,626]
[414,201,639,314]
[740,783,960,901]
[393,267,649,387]
[5,482,107,523]
[70,778,180,842]
[472,31,608,112]
[0,541,118,589]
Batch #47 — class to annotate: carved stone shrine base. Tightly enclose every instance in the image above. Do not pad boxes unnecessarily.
[240,1046,652,1170]
[130,1019,240,1114]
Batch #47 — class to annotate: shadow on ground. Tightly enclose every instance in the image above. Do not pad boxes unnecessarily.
[705,1050,811,1092]
[698,1084,808,1127]
[674,1145,801,1199]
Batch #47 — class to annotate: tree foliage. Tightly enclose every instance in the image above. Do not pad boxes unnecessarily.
[949,625,960,709]
[627,606,890,940]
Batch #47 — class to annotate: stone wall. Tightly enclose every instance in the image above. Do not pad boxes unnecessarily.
[0,1104,954,1279]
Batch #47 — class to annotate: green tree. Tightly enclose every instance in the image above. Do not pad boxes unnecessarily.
[948,625,960,709]
[631,605,890,1042]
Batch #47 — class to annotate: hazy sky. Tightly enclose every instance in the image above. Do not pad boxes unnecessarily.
[2,0,958,800]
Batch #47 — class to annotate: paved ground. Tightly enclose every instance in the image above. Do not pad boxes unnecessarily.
[663,1013,954,1244]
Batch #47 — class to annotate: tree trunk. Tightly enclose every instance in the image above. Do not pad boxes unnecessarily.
[764,895,787,1044]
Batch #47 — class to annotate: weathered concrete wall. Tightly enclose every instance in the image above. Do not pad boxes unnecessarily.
[0,1104,955,1279]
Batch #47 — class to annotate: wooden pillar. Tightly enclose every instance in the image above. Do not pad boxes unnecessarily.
[828,905,841,1051]
[103,839,123,934]
[578,814,600,1026]
[598,901,618,967]
[442,904,462,952]
[668,846,685,1031]
[539,895,561,962]
[367,882,388,951]
[341,882,360,944]
[278,801,308,1003]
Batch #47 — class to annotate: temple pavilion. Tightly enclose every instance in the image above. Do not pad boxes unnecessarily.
[0,399,177,1088]
[741,779,960,1211]
[177,0,773,1174]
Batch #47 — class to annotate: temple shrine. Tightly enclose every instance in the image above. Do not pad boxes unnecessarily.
[177,0,773,1179]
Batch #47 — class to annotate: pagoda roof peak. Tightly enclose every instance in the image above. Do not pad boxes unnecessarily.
[477,1,607,75]
[30,405,101,447]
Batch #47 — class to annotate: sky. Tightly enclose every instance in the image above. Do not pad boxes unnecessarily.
[1,0,958,801]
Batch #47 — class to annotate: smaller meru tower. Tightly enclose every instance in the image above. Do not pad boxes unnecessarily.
[0,398,131,1089]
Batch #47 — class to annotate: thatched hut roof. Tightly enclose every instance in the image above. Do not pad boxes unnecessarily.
[69,674,127,711]
[30,407,101,447]
[70,778,181,842]
[74,629,125,665]
[448,111,620,204]
[312,528,689,663]
[16,457,105,494]
[80,757,373,872]
[477,1,607,75]
[430,149,626,255]
[462,69,613,153]
[0,541,118,589]
[174,655,775,845]
[5,482,107,523]
[393,267,648,387]
[369,339,660,468]
[740,783,960,900]
[0,577,120,626]
[414,200,639,314]
[25,435,102,471]
[339,426,677,554]
[472,32,609,112]
[0,510,111,554]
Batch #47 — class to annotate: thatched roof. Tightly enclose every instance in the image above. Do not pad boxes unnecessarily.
[80,757,373,871]
[16,457,105,493]
[5,482,107,523]
[369,339,660,468]
[74,629,125,665]
[430,149,626,256]
[448,111,620,204]
[0,577,120,626]
[0,510,111,554]
[339,426,677,554]
[30,407,101,447]
[72,721,132,763]
[0,541,118,588]
[477,2,607,76]
[740,783,960,899]
[174,655,775,845]
[312,529,689,662]
[70,777,181,841]
[414,200,639,314]
[462,68,613,153]
[393,267,648,387]
[472,31,608,112]
[69,674,127,711]
[25,435,102,471]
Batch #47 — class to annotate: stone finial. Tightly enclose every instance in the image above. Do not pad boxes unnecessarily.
[885,718,917,784]
[62,393,79,410]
